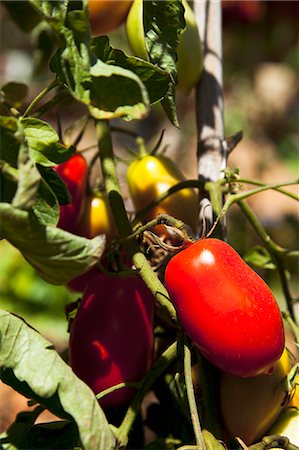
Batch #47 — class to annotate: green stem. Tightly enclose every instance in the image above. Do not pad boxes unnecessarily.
[238,200,296,323]
[183,341,206,450]
[132,179,205,226]
[237,177,299,202]
[282,312,299,344]
[22,79,59,118]
[96,120,177,321]
[116,341,178,447]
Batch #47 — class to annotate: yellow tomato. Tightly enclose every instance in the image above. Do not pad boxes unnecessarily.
[88,0,132,36]
[268,408,299,446]
[220,348,291,445]
[126,0,203,94]
[81,193,117,240]
[127,154,198,236]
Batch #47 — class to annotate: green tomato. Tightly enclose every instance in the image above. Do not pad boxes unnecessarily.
[126,0,203,94]
[268,408,299,446]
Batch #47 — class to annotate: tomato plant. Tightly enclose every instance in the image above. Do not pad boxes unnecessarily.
[0,1,298,449]
[69,274,155,408]
[55,153,88,235]
[165,238,285,377]
[127,154,198,236]
[220,348,290,444]
[80,192,117,240]
[88,0,132,36]
[126,0,202,94]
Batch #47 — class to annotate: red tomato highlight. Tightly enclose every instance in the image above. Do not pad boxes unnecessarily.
[165,238,285,377]
[69,274,154,407]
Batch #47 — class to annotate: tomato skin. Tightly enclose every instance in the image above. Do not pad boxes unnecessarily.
[88,0,132,36]
[69,274,154,407]
[164,238,285,377]
[126,0,202,94]
[220,348,290,445]
[176,0,203,95]
[55,153,88,235]
[127,155,198,235]
[81,192,117,240]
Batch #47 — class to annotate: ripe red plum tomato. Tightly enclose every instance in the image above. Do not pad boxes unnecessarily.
[164,238,285,377]
[55,153,88,234]
[69,274,155,407]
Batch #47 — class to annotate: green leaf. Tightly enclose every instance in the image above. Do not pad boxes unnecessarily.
[29,0,68,30]
[243,246,277,270]
[143,0,185,126]
[0,118,19,203]
[2,411,79,450]
[21,118,74,166]
[91,36,170,105]
[0,203,106,285]
[0,310,116,450]
[32,178,60,227]
[3,1,43,32]
[37,164,71,206]
[202,430,226,449]
[11,142,41,211]
[1,82,28,109]
[89,59,149,121]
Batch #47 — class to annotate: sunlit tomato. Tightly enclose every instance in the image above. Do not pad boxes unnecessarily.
[127,154,198,236]
[176,0,203,95]
[268,408,299,446]
[88,0,132,36]
[220,348,290,445]
[80,192,117,240]
[67,193,118,293]
[164,238,285,377]
[126,0,202,94]
[69,274,154,407]
[55,153,88,235]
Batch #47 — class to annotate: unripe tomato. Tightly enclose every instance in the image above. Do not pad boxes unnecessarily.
[88,0,132,36]
[268,408,299,446]
[69,274,154,407]
[81,192,117,240]
[126,0,203,94]
[126,154,198,236]
[220,348,290,445]
[67,193,117,293]
[164,238,285,377]
[176,0,203,95]
[55,153,88,234]
[267,372,299,446]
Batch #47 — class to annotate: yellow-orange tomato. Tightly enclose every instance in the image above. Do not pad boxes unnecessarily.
[126,155,198,236]
[81,192,117,240]
[88,0,132,36]
[220,348,291,445]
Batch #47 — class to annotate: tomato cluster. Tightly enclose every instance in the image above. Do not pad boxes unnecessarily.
[56,144,289,441]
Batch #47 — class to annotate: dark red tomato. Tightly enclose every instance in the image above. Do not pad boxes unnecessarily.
[69,274,154,407]
[164,238,285,377]
[67,266,100,293]
[55,153,88,234]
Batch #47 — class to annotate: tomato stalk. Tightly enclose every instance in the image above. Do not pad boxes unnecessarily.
[116,341,178,448]
[183,340,207,450]
[238,200,297,324]
[95,120,177,321]
[22,79,59,118]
